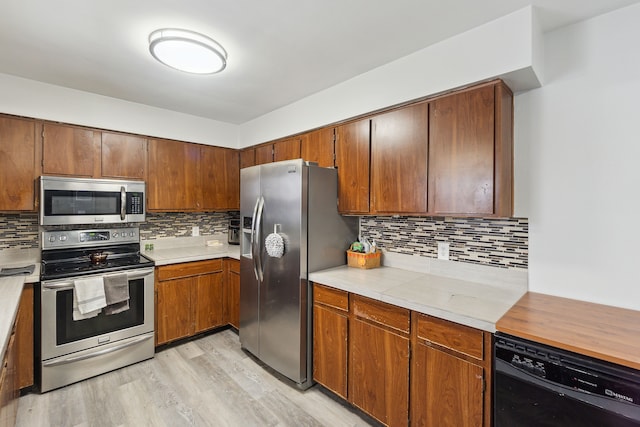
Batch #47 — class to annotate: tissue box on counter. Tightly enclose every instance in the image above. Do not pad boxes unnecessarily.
[347,250,381,269]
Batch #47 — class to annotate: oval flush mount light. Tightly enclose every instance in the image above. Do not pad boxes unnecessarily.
[149,28,227,74]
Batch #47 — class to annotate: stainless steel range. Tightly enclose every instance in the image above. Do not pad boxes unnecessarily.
[38,227,155,392]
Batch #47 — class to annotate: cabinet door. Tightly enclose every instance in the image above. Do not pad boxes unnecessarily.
[255,144,273,165]
[156,277,194,345]
[313,304,348,399]
[301,128,334,167]
[193,272,225,333]
[42,123,98,177]
[371,103,428,214]
[429,85,495,215]
[101,132,147,180]
[335,119,370,214]
[16,284,33,390]
[274,137,301,162]
[226,260,240,329]
[201,146,240,210]
[240,148,256,169]
[147,138,201,211]
[0,116,37,211]
[349,318,409,427]
[412,343,484,427]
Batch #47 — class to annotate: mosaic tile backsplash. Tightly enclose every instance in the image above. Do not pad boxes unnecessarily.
[0,213,39,249]
[0,212,527,270]
[140,212,238,240]
[0,212,239,249]
[360,216,528,270]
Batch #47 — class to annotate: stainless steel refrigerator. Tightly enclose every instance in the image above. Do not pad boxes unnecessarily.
[239,159,357,389]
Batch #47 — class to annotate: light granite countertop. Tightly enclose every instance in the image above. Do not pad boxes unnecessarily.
[0,248,40,364]
[308,251,528,333]
[141,234,240,265]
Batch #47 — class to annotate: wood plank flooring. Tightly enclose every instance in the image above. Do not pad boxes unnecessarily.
[16,330,376,427]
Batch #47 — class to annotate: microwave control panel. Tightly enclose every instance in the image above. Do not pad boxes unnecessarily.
[126,192,144,214]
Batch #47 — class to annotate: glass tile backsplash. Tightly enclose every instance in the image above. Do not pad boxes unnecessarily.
[0,212,527,270]
[360,216,528,270]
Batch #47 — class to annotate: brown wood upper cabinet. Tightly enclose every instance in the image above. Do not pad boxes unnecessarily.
[148,139,240,212]
[371,102,429,214]
[42,123,98,177]
[429,81,513,216]
[274,137,301,162]
[254,144,274,165]
[335,119,370,214]
[0,115,37,211]
[301,127,335,167]
[254,137,303,166]
[201,146,240,210]
[42,123,147,181]
[147,138,201,211]
[101,131,147,180]
[240,147,256,169]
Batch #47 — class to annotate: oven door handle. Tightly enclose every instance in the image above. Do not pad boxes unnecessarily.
[42,334,153,367]
[42,268,155,290]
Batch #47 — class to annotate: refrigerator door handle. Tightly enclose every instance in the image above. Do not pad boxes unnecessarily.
[254,196,265,282]
[250,196,260,281]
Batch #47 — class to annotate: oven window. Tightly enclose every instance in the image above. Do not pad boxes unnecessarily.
[45,190,121,216]
[55,279,145,345]
[495,372,640,427]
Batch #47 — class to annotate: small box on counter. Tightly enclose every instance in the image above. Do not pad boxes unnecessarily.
[347,250,381,269]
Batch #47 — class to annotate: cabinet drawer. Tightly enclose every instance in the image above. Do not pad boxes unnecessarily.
[351,295,410,334]
[313,284,348,312]
[226,258,240,274]
[415,313,484,360]
[157,259,223,281]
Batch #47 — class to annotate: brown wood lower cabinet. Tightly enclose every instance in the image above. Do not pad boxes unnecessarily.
[312,283,492,427]
[411,313,492,427]
[349,296,410,427]
[17,284,34,390]
[225,259,240,329]
[155,259,225,345]
[313,285,349,399]
[0,324,18,426]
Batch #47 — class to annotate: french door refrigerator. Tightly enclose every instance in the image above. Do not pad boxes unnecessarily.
[240,159,357,389]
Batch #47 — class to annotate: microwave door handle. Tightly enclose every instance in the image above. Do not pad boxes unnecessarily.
[120,186,126,220]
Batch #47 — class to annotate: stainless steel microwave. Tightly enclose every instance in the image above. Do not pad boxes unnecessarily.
[39,176,146,226]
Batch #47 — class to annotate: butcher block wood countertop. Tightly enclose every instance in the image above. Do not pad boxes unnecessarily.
[496,292,640,370]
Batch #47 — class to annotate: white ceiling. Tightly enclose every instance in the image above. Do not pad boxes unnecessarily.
[0,0,637,124]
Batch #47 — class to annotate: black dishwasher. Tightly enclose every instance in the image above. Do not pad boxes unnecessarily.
[494,332,640,427]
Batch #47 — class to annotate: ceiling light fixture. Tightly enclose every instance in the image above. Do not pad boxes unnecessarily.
[148,28,227,74]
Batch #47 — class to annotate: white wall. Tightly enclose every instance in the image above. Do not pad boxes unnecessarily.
[515,2,640,309]
[238,6,542,147]
[0,73,238,148]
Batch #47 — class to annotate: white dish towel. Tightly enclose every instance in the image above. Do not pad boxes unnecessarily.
[73,277,107,321]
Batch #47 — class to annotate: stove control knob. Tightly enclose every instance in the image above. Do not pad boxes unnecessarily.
[49,235,56,243]
[130,231,135,237]
[112,232,119,238]
[59,235,67,241]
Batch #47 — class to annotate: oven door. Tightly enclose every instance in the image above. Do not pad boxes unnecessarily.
[40,267,154,361]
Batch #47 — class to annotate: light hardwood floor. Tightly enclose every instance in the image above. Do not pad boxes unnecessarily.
[17,330,376,427]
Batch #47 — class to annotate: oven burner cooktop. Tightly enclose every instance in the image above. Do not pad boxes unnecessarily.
[40,227,154,281]
[42,253,154,280]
